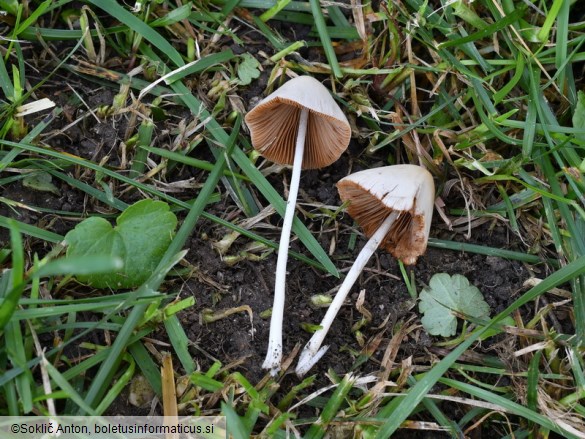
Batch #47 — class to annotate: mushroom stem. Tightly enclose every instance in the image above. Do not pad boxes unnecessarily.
[263,107,310,375]
[295,210,400,376]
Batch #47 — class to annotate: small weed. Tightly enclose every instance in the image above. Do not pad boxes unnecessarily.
[65,199,177,289]
[418,273,490,337]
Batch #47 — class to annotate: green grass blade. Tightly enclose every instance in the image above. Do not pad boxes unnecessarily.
[537,0,564,42]
[3,225,33,413]
[526,350,542,417]
[162,49,235,84]
[34,256,123,278]
[305,374,356,439]
[0,223,26,330]
[427,238,543,264]
[129,119,154,178]
[17,25,127,40]
[0,50,14,98]
[523,70,538,158]
[496,184,519,234]
[250,14,287,50]
[493,53,525,104]
[95,357,135,414]
[308,0,341,77]
[39,165,127,211]
[260,0,292,22]
[15,0,51,35]
[438,7,525,49]
[164,315,196,374]
[326,5,350,28]
[44,360,98,415]
[128,342,162,397]
[573,276,585,345]
[148,2,192,27]
[8,220,23,284]
[554,0,571,97]
[407,376,461,436]
[143,145,249,180]
[11,300,162,321]
[222,402,250,439]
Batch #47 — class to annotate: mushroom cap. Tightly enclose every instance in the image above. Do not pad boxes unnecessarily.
[244,76,351,170]
[336,165,435,265]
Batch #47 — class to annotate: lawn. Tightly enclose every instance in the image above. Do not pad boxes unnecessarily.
[1,0,585,437]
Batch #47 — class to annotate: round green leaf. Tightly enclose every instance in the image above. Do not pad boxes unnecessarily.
[418,273,490,337]
[64,199,177,289]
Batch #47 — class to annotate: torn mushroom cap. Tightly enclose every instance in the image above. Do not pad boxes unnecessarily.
[337,165,435,265]
[245,76,351,170]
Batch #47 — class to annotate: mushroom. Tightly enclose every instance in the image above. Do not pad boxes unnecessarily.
[295,164,435,376]
[245,76,351,375]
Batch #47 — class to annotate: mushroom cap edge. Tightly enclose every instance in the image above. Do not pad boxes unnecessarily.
[336,164,435,264]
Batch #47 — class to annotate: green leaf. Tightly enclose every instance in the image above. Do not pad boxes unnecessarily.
[418,273,490,337]
[237,53,261,86]
[22,171,60,195]
[64,199,177,289]
[477,316,515,341]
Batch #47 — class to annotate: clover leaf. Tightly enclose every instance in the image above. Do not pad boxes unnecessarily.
[418,273,490,337]
[237,53,261,86]
[64,199,177,289]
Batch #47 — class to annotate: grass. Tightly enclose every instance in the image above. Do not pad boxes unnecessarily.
[1,0,585,437]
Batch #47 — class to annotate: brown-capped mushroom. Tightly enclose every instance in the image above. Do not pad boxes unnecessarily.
[296,165,434,376]
[245,76,351,375]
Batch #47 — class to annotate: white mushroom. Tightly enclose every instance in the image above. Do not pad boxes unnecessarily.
[296,165,435,376]
[245,76,351,375]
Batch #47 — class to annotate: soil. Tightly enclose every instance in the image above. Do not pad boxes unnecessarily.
[0,6,545,437]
